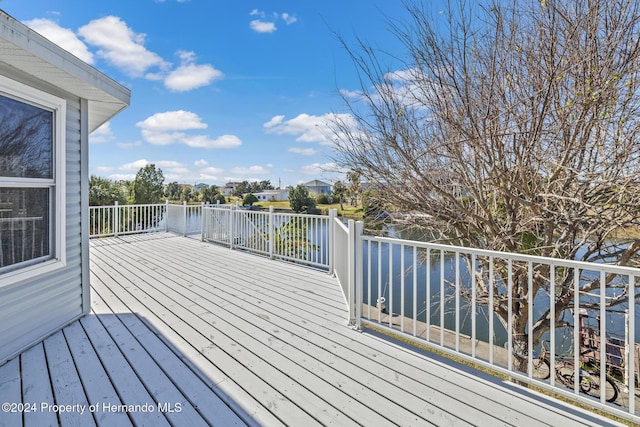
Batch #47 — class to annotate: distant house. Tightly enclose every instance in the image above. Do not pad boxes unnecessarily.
[255,189,289,202]
[0,11,130,364]
[194,183,208,191]
[221,181,241,196]
[304,179,332,195]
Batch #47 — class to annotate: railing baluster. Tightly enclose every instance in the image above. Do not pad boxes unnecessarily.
[550,265,556,388]
[527,261,533,378]
[472,254,477,358]
[426,248,431,342]
[400,244,405,333]
[389,242,393,329]
[507,259,512,371]
[367,239,371,320]
[629,274,636,414]
[440,249,445,346]
[456,251,461,352]
[413,246,417,337]
[599,270,606,405]
[489,255,494,363]
[378,240,382,324]
[573,267,580,394]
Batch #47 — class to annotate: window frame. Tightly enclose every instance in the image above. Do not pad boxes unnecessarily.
[0,75,66,286]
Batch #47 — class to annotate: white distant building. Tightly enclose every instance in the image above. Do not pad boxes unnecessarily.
[255,189,289,202]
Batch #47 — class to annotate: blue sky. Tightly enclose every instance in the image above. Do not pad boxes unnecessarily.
[3,0,421,188]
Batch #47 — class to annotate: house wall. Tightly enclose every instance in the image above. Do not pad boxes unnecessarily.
[0,65,86,364]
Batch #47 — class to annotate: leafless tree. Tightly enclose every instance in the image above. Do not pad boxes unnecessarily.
[333,0,640,371]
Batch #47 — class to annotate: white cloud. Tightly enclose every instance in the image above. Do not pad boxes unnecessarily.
[89,122,114,144]
[250,20,277,33]
[155,160,185,169]
[339,88,363,100]
[78,16,169,77]
[164,50,223,92]
[201,166,223,175]
[182,134,242,149]
[103,158,226,184]
[230,165,271,175]
[263,115,285,128]
[116,140,143,149]
[299,162,336,175]
[28,16,220,92]
[121,159,150,171]
[281,13,297,25]
[263,113,355,145]
[288,147,319,156]
[107,173,137,181]
[249,10,297,34]
[137,111,241,149]
[137,110,207,131]
[24,18,94,64]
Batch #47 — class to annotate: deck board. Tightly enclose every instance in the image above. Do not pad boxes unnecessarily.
[43,332,95,427]
[62,321,131,427]
[21,343,58,427]
[0,233,627,427]
[0,358,22,427]
[79,314,171,427]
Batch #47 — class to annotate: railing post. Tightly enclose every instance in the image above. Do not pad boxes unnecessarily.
[269,206,275,259]
[347,219,356,326]
[182,201,187,237]
[229,205,235,250]
[165,200,169,232]
[354,221,364,330]
[114,201,119,237]
[201,204,207,242]
[328,209,337,275]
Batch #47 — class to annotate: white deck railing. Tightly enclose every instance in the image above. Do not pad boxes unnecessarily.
[88,202,640,422]
[89,201,167,237]
[202,205,335,269]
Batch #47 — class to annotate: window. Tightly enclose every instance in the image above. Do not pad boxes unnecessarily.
[0,76,66,281]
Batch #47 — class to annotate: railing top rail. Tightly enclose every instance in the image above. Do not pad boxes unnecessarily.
[273,212,328,220]
[204,205,329,220]
[363,234,640,275]
[90,203,167,208]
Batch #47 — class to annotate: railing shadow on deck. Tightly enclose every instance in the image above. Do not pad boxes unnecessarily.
[361,326,625,427]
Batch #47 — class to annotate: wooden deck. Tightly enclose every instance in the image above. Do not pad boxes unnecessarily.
[0,233,626,426]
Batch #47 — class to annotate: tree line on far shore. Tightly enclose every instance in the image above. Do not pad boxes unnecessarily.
[89,164,375,215]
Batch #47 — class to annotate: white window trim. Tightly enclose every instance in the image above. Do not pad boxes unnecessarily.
[0,75,66,287]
